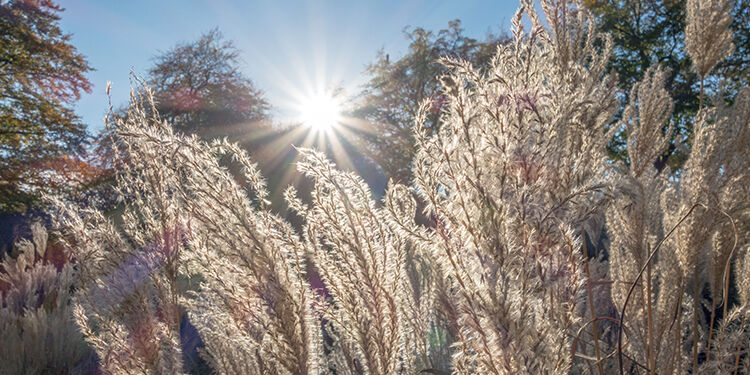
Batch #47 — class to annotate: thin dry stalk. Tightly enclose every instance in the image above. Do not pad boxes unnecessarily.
[583,236,604,375]
[618,204,700,375]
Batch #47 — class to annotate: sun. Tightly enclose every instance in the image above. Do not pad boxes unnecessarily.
[298,93,342,131]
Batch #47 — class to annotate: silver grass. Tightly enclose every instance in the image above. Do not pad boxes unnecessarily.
[23,0,750,374]
[685,0,735,78]
[407,1,617,372]
[0,224,92,374]
[605,65,684,373]
[291,149,412,375]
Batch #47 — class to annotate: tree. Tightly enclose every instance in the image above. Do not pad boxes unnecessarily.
[0,0,93,213]
[351,20,509,183]
[148,28,270,137]
[715,0,750,94]
[583,0,749,168]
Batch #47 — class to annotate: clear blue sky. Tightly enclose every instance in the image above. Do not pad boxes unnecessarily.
[59,0,517,131]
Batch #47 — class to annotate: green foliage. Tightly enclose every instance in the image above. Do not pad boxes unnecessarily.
[715,0,750,93]
[584,0,749,168]
[0,0,93,213]
[351,20,509,183]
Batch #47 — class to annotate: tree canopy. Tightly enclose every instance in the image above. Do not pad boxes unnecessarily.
[584,0,749,168]
[0,0,93,213]
[350,20,509,183]
[148,28,270,137]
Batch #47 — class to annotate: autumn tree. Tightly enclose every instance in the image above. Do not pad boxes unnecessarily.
[0,0,96,255]
[0,0,93,213]
[147,28,270,137]
[351,20,509,183]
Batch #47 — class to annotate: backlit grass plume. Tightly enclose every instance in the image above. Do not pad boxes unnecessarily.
[26,0,749,374]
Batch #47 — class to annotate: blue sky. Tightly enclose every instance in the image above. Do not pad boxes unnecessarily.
[59,0,517,131]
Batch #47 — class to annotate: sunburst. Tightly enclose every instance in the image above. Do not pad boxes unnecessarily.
[297,92,342,132]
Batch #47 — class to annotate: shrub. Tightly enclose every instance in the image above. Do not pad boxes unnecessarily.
[0,223,93,374]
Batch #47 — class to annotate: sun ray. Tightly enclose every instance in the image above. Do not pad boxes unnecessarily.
[339,116,384,138]
[253,125,309,171]
[326,126,356,172]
